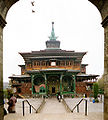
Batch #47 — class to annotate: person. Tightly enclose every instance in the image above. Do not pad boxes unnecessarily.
[8,94,17,113]
[4,108,7,115]
[3,100,7,115]
[85,93,87,98]
[57,92,62,102]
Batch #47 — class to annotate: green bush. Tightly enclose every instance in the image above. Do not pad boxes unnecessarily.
[98,89,104,94]
[72,95,74,98]
[98,76,104,95]
[95,98,99,103]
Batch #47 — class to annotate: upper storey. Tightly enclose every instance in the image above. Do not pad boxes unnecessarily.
[19,22,86,72]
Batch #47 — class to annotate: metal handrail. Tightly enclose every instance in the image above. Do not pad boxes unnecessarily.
[22,98,46,116]
[71,98,87,116]
[62,98,72,112]
[36,98,45,113]
[71,98,83,112]
[22,100,37,116]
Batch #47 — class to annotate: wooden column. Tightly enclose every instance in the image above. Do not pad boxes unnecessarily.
[44,74,47,95]
[73,75,76,94]
[31,74,34,94]
[60,74,63,94]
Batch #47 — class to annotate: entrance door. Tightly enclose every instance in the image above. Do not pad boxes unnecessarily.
[47,75,60,95]
[52,87,55,93]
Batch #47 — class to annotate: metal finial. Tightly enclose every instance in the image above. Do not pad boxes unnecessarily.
[48,22,58,41]
[52,22,54,24]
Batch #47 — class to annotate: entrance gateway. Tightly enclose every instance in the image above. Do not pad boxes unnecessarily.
[31,71,76,96]
[9,22,98,97]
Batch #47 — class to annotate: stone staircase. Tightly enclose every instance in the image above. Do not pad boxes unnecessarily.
[4,98,103,120]
[4,112,103,120]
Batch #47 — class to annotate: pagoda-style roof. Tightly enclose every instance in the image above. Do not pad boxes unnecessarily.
[18,65,25,67]
[9,74,30,79]
[19,49,86,62]
[76,74,99,77]
[81,64,88,66]
[76,74,99,81]
[26,68,80,74]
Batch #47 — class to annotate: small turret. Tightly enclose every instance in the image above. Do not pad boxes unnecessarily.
[46,22,60,49]
[48,22,58,41]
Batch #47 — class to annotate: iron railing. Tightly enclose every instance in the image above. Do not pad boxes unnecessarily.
[22,100,37,116]
[22,98,45,116]
[62,98,87,116]
[62,98,72,112]
[71,98,87,116]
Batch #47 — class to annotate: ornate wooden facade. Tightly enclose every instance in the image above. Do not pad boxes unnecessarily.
[9,22,98,97]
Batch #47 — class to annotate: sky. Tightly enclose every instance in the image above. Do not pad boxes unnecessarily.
[3,0,104,82]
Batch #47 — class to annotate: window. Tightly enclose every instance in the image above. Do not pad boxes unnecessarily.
[66,61,69,66]
[37,61,40,66]
[27,63,31,68]
[51,62,56,66]
[41,61,46,66]
[60,61,65,66]
[56,61,60,66]
[46,61,50,66]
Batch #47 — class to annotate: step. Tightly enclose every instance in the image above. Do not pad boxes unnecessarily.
[4,112,103,120]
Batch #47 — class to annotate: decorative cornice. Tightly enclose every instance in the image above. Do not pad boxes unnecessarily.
[101,16,108,27]
[0,14,7,28]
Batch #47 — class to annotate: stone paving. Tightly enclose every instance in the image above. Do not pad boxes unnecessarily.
[41,98,66,113]
[4,97,103,120]
[65,97,103,113]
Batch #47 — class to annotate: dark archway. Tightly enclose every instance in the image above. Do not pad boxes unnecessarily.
[0,0,108,120]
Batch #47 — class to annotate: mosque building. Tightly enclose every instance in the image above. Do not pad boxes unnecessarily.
[9,22,98,97]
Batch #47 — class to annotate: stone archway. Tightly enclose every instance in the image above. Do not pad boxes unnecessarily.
[0,0,108,119]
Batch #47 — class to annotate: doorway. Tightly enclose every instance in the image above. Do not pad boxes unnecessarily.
[52,87,55,93]
[47,75,60,95]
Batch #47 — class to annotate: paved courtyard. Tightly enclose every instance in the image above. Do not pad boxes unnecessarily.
[4,97,103,120]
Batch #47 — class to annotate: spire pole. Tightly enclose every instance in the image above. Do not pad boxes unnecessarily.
[46,22,60,49]
[49,22,58,41]
[52,22,54,31]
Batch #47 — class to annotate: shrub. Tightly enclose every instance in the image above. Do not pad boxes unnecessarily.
[93,83,99,99]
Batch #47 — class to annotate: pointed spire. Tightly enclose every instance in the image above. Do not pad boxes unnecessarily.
[49,22,58,41]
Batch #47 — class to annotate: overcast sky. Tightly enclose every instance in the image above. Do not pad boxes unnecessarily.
[3,0,104,82]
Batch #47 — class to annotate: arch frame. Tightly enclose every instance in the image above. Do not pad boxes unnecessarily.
[0,0,108,119]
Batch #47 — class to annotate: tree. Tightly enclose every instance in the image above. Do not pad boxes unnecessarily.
[93,83,99,99]
[98,75,104,94]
